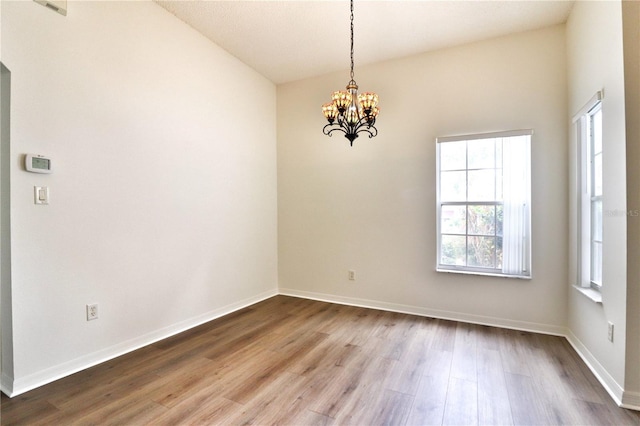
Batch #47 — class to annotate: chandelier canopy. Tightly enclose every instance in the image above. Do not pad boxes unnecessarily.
[322,0,379,146]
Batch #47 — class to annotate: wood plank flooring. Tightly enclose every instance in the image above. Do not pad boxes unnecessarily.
[1,296,639,425]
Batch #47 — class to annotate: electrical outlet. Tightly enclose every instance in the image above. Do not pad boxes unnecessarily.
[607,322,614,342]
[86,304,99,321]
[348,270,356,281]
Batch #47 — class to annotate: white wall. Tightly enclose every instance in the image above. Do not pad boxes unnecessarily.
[278,26,568,333]
[2,0,277,395]
[566,0,629,403]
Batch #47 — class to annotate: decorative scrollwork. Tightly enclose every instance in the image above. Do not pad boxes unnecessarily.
[322,117,378,146]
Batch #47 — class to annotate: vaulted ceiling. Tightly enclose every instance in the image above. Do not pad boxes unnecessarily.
[154,1,575,84]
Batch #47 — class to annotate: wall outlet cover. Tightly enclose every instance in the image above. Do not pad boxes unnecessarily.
[86,304,98,321]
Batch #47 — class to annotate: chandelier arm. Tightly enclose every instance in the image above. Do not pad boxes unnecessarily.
[322,123,335,136]
[322,122,351,136]
[353,119,378,139]
[340,118,356,136]
[323,123,347,138]
[359,126,378,139]
[323,117,378,141]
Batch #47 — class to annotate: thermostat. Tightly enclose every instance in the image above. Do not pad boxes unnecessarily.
[25,154,53,174]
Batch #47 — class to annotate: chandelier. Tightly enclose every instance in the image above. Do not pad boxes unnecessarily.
[322,0,379,146]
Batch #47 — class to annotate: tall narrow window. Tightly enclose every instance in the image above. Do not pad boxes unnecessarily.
[436,130,532,278]
[576,92,603,290]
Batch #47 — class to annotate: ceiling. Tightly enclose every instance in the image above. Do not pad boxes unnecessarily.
[154,1,575,85]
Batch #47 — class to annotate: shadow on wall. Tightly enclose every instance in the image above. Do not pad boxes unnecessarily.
[1,62,14,396]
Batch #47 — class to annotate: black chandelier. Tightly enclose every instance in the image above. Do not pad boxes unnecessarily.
[322,0,379,146]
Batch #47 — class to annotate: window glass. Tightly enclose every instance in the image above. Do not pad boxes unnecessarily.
[592,200,603,241]
[591,242,602,285]
[439,141,466,170]
[468,205,496,235]
[440,171,466,201]
[593,109,602,153]
[594,153,602,196]
[441,235,466,266]
[468,170,495,201]
[441,205,466,234]
[468,236,496,268]
[576,95,603,290]
[468,138,495,169]
[437,131,531,277]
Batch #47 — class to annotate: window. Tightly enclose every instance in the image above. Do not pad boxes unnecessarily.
[575,92,603,290]
[436,130,532,278]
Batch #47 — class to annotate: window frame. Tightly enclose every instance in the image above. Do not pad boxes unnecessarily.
[436,129,532,279]
[575,91,603,291]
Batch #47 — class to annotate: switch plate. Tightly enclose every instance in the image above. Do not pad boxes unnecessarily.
[34,186,49,205]
[607,322,614,342]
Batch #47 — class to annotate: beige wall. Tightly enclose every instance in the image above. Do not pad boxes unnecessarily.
[278,25,568,333]
[623,0,640,404]
[566,0,629,402]
[0,19,12,391]
[2,1,277,395]
[1,65,12,388]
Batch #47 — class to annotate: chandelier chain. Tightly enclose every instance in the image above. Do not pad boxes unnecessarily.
[350,0,354,81]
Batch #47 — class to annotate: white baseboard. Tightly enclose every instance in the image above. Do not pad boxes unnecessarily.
[3,288,278,398]
[278,288,567,336]
[566,329,640,411]
[565,329,626,406]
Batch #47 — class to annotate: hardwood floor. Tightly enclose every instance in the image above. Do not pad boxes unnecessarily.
[2,296,639,425]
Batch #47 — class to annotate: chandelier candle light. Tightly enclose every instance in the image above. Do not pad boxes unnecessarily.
[322,0,379,146]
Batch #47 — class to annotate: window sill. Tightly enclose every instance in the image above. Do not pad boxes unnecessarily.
[437,268,531,280]
[573,285,602,304]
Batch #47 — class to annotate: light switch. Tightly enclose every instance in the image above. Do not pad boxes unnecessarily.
[34,186,49,205]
